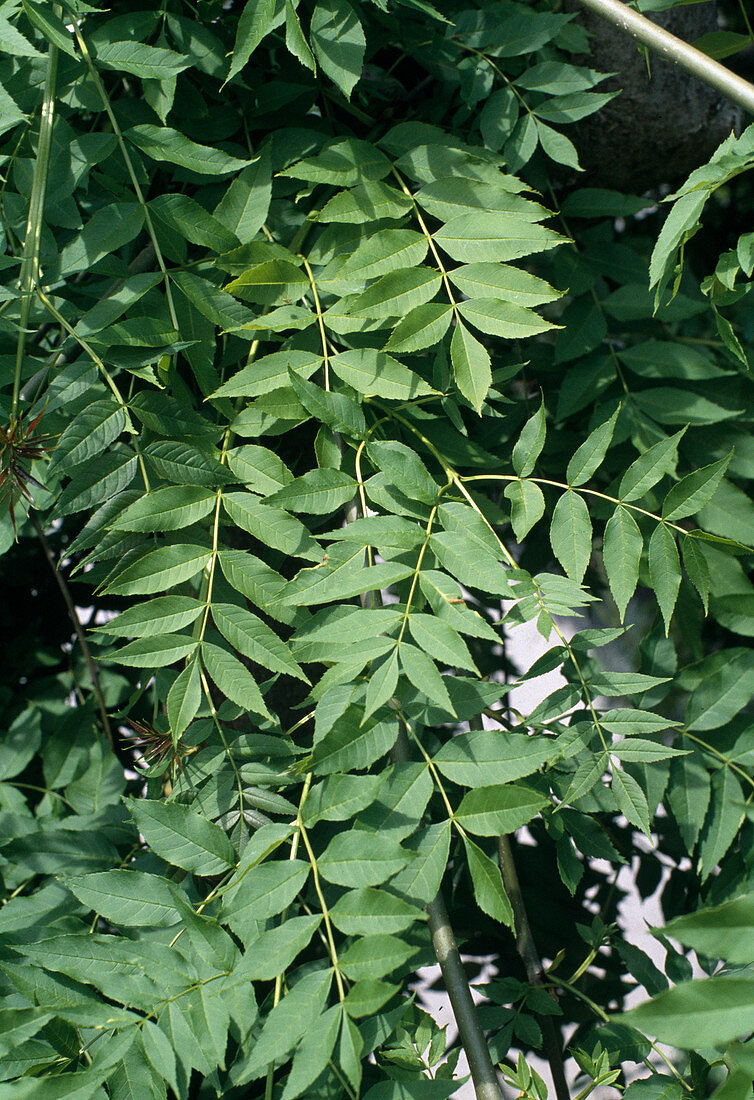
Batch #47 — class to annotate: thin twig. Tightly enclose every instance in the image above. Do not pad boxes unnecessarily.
[29,513,113,746]
[573,0,754,114]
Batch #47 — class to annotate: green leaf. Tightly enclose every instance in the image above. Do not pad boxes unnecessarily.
[681,535,710,613]
[385,302,454,354]
[167,659,202,738]
[112,487,217,532]
[504,479,546,540]
[285,0,316,70]
[661,892,754,965]
[455,784,547,836]
[322,515,424,551]
[235,916,321,982]
[266,469,356,514]
[227,0,281,83]
[222,861,309,926]
[610,739,687,763]
[126,125,254,175]
[611,768,652,836]
[151,194,240,253]
[223,491,321,560]
[317,180,412,223]
[622,976,754,1050]
[59,204,145,277]
[214,147,272,243]
[364,649,400,721]
[48,399,128,476]
[330,887,424,935]
[234,970,332,1083]
[400,644,454,712]
[284,138,390,185]
[225,260,309,305]
[301,774,385,825]
[430,530,510,595]
[318,830,411,886]
[212,602,306,681]
[698,768,745,882]
[550,490,592,583]
[0,82,27,137]
[201,641,272,719]
[434,730,557,787]
[618,340,731,381]
[127,798,236,875]
[450,321,491,412]
[286,374,364,440]
[463,835,514,927]
[449,263,558,307]
[112,635,199,669]
[667,754,711,853]
[433,214,565,263]
[348,267,440,318]
[459,297,555,339]
[104,545,212,596]
[407,614,477,672]
[309,0,365,98]
[566,407,619,487]
[95,41,192,79]
[281,1005,340,1100]
[600,709,676,736]
[339,230,428,281]
[173,271,256,333]
[603,506,643,621]
[535,119,581,169]
[368,440,439,505]
[619,430,685,502]
[648,524,681,635]
[226,445,293,495]
[686,650,754,731]
[330,349,437,399]
[0,13,44,57]
[309,708,398,774]
[54,450,138,517]
[340,934,417,981]
[692,29,751,59]
[512,399,546,477]
[94,596,204,638]
[389,821,451,904]
[144,440,231,487]
[63,870,183,928]
[662,455,731,521]
[219,550,295,624]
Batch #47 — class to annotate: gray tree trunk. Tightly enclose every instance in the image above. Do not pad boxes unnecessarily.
[564,0,741,190]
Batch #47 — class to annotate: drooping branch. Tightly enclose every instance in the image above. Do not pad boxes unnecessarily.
[573,0,754,114]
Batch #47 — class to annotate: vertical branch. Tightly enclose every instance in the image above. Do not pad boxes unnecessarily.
[426,893,504,1100]
[497,836,570,1100]
[30,514,113,746]
[391,733,503,1100]
[12,18,60,419]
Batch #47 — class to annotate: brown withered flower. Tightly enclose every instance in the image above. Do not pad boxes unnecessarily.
[0,410,54,534]
[121,719,196,776]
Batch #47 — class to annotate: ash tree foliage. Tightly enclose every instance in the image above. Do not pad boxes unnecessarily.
[3,0,754,1097]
